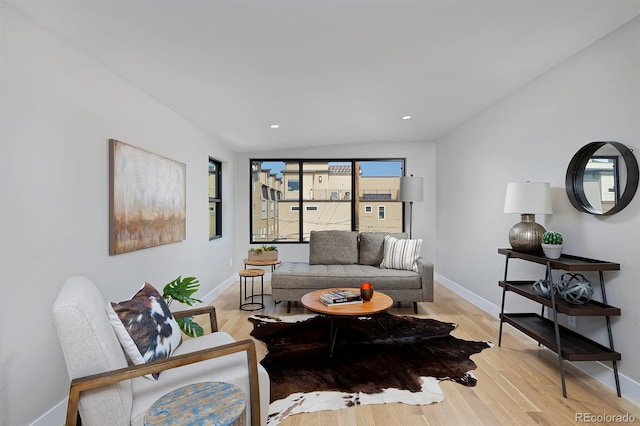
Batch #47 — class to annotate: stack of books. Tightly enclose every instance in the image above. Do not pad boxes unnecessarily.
[320,289,363,306]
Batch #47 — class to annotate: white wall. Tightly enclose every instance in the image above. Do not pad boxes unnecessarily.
[0,5,237,425]
[235,141,437,265]
[436,15,640,400]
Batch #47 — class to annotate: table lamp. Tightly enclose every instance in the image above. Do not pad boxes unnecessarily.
[504,182,552,253]
[400,174,424,238]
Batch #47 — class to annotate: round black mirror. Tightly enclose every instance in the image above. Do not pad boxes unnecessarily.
[565,141,639,215]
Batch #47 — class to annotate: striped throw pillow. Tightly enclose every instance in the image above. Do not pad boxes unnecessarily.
[380,235,423,271]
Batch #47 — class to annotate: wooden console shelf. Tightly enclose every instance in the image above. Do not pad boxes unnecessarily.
[498,248,621,398]
[497,248,620,271]
[498,281,621,316]
[501,313,620,361]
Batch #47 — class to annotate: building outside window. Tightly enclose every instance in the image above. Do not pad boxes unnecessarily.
[250,159,404,242]
[251,162,283,241]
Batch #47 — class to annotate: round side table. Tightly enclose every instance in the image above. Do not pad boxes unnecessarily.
[243,258,281,272]
[144,381,246,426]
[238,268,265,311]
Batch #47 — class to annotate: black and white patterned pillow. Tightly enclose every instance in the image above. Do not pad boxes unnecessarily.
[107,282,182,380]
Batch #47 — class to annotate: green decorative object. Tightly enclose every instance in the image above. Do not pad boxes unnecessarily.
[542,231,563,245]
[541,231,564,259]
[162,275,204,337]
[249,245,277,254]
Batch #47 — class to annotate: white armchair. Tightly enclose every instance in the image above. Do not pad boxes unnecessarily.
[52,276,270,425]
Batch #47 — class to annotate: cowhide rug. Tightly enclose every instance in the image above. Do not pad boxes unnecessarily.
[249,313,492,425]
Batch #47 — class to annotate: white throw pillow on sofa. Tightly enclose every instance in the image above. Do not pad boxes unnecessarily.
[380,235,422,272]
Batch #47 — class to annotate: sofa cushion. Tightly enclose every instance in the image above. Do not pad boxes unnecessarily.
[309,230,358,265]
[272,262,421,290]
[107,282,182,380]
[380,235,423,272]
[359,232,408,265]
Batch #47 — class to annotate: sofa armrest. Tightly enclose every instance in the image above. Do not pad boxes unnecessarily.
[65,339,260,426]
[173,305,218,332]
[416,257,434,302]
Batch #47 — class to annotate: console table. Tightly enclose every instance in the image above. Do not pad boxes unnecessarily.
[497,248,621,398]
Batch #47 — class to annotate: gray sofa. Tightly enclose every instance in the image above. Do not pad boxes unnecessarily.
[271,230,434,313]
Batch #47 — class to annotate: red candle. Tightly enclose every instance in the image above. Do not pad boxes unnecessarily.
[360,282,372,290]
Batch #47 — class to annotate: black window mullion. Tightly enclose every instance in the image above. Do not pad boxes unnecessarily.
[298,160,304,242]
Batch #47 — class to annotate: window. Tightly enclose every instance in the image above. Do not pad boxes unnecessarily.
[250,159,404,242]
[260,185,268,219]
[287,179,299,191]
[208,158,221,239]
[378,205,386,220]
[270,189,276,218]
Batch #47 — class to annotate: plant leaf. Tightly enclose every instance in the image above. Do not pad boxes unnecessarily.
[176,316,204,338]
[163,275,202,306]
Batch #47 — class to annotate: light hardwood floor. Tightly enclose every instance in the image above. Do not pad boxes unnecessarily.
[202,280,640,425]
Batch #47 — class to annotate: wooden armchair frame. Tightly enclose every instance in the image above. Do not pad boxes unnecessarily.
[65,306,260,426]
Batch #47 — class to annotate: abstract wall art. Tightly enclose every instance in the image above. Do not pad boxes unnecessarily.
[109,139,186,255]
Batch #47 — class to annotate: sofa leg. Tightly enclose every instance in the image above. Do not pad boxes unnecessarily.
[287,301,291,313]
[413,302,418,314]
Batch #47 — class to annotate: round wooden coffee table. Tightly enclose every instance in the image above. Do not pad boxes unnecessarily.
[301,288,393,316]
[301,288,393,356]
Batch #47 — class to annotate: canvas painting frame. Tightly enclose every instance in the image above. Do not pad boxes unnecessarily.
[109,139,186,255]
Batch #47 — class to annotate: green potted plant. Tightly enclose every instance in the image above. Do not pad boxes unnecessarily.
[248,245,278,261]
[162,275,204,337]
[541,231,564,259]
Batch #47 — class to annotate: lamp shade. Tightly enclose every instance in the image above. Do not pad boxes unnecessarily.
[400,175,424,202]
[504,182,552,214]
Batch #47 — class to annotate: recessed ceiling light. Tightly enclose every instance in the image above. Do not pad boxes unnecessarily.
[270,124,280,129]
[402,115,412,120]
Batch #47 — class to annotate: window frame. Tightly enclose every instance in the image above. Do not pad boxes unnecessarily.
[249,158,406,243]
[208,157,222,240]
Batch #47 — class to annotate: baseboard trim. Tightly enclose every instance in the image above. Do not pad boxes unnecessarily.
[30,397,66,426]
[435,272,640,406]
[435,273,501,318]
[200,273,238,305]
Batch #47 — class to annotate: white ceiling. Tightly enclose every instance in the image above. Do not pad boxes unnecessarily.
[8,0,640,152]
